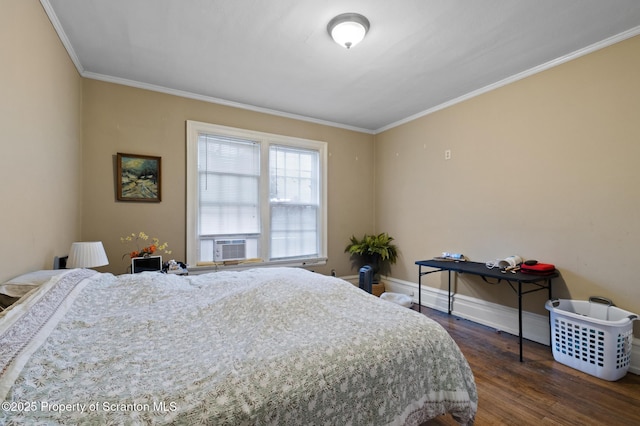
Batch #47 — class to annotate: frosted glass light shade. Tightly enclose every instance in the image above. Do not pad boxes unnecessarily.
[67,241,109,268]
[327,13,370,49]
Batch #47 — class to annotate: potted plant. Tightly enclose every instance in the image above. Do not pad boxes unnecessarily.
[345,232,399,284]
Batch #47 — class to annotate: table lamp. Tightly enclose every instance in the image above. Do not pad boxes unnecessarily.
[66,241,109,269]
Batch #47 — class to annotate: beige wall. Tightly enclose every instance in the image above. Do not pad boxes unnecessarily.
[375,35,640,326]
[0,0,83,282]
[81,80,375,275]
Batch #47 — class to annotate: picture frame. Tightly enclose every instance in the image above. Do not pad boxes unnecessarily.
[131,255,163,274]
[116,153,162,202]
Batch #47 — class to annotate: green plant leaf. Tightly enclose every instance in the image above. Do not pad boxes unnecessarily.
[345,232,399,277]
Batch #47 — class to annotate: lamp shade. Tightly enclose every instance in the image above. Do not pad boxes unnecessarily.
[327,13,370,49]
[67,241,109,268]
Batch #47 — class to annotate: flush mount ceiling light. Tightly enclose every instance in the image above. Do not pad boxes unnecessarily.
[327,13,370,49]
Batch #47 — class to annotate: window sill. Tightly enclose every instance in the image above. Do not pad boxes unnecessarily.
[188,257,327,275]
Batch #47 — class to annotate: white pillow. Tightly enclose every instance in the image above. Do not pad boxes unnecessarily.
[0,270,65,298]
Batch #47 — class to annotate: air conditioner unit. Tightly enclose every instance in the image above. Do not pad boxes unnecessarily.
[214,239,247,262]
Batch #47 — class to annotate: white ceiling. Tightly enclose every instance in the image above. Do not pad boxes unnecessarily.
[42,0,640,133]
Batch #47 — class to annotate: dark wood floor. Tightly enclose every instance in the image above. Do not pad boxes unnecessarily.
[413,305,640,426]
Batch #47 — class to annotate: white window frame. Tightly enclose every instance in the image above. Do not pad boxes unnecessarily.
[186,120,327,271]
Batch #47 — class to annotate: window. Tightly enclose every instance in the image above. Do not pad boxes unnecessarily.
[186,121,327,268]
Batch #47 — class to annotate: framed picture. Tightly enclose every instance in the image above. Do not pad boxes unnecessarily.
[116,153,161,202]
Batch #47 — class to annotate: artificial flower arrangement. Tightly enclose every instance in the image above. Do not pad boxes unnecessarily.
[121,231,171,259]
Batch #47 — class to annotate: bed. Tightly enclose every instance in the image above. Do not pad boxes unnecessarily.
[1,267,477,425]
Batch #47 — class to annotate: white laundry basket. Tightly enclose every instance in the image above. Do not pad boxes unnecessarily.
[545,297,638,381]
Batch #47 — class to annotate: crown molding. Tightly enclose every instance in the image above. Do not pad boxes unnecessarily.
[82,72,375,134]
[374,25,640,134]
[40,0,84,74]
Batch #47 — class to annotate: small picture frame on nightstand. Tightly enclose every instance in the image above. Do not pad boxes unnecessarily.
[131,256,162,274]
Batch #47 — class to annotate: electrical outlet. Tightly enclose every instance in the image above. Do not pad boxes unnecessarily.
[445,149,452,160]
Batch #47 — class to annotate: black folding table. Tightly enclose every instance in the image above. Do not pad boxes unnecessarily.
[415,259,559,361]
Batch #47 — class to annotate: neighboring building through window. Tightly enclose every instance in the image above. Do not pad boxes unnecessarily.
[186,121,327,268]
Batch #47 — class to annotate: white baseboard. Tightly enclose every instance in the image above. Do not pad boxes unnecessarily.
[343,274,640,375]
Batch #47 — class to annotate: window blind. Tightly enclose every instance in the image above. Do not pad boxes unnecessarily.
[198,134,260,236]
[269,145,320,259]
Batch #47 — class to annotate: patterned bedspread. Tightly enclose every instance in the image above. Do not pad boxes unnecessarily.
[0,267,477,425]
